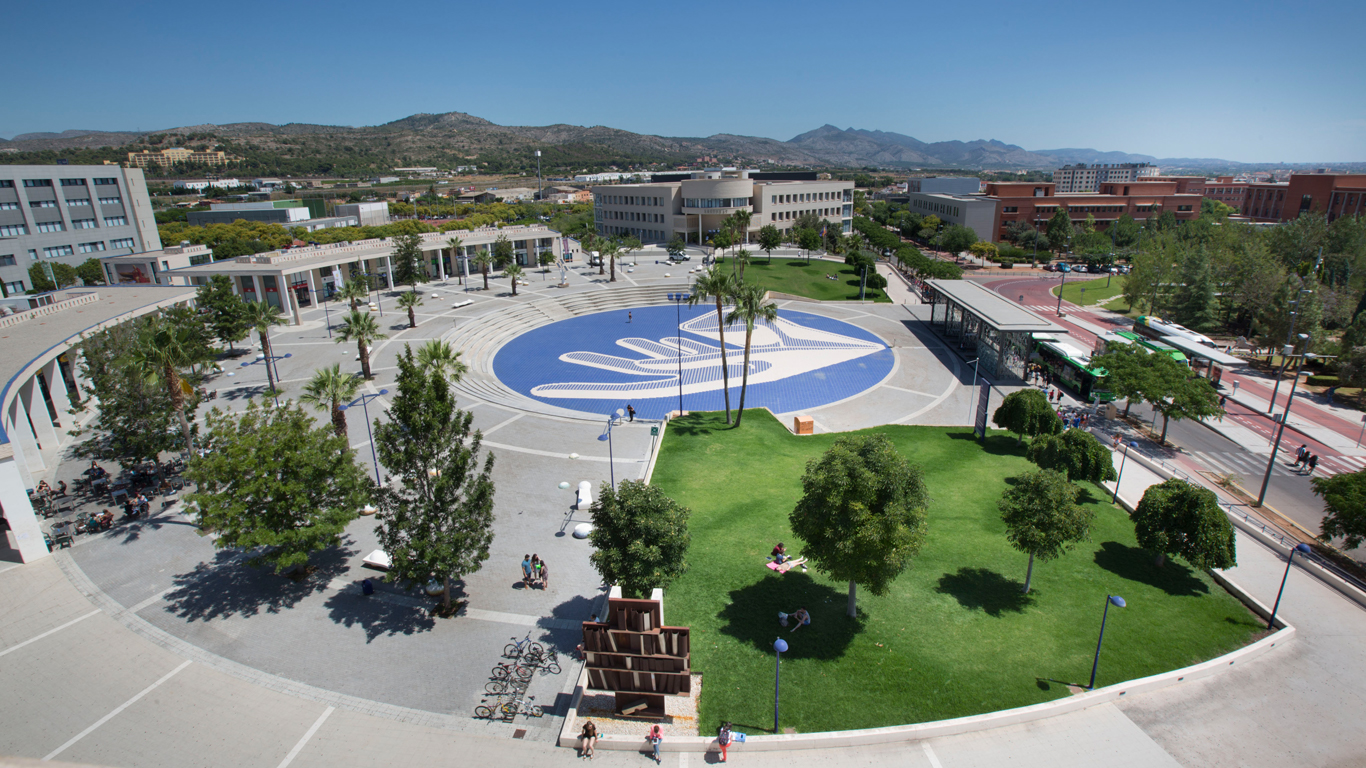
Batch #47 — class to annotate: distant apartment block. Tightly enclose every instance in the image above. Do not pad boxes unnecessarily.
[0,165,161,294]
[592,169,853,245]
[1052,163,1158,193]
[127,148,229,169]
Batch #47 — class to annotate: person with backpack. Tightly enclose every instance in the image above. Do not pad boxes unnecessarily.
[647,724,663,764]
[1307,454,1319,476]
[717,722,733,763]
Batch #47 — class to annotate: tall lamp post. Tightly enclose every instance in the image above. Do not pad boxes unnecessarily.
[772,638,788,733]
[1257,342,1316,507]
[596,408,625,491]
[965,357,981,422]
[339,389,388,485]
[1268,543,1313,630]
[666,293,690,416]
[240,352,293,407]
[1268,288,1313,414]
[1112,440,1140,504]
[1056,267,1068,316]
[1088,594,1126,690]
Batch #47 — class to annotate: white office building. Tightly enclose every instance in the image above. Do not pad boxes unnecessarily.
[1053,163,1158,193]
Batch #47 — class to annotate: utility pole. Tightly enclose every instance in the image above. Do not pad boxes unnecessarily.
[536,150,542,202]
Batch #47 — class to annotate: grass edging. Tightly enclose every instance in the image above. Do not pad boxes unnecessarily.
[557,570,1293,753]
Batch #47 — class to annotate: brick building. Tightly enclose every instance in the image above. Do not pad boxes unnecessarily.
[983,181,1202,242]
[1205,176,1248,210]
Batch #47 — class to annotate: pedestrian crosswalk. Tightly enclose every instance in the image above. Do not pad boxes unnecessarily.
[1190,451,1366,479]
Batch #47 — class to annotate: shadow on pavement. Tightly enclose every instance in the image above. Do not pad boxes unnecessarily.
[1092,541,1209,597]
[322,583,436,642]
[716,572,862,660]
[935,566,1035,617]
[163,541,356,622]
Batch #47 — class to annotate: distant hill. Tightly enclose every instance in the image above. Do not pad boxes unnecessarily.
[1,112,1351,175]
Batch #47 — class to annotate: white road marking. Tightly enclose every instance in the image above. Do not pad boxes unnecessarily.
[0,609,100,659]
[922,741,945,768]
[482,413,525,436]
[44,659,192,761]
[275,706,335,768]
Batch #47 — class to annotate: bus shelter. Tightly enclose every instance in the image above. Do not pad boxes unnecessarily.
[924,279,1067,381]
[1157,335,1247,385]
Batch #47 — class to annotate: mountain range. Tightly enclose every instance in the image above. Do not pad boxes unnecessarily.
[0,113,1306,173]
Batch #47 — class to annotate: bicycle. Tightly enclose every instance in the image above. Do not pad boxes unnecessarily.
[491,661,533,681]
[485,678,529,695]
[504,633,545,661]
[499,696,544,718]
[474,701,511,720]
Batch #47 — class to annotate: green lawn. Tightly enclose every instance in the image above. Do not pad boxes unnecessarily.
[711,256,891,302]
[1053,276,1127,307]
[651,411,1263,735]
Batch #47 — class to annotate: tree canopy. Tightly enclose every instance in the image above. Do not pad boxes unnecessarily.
[998,469,1093,593]
[1312,470,1366,550]
[589,480,692,598]
[789,434,930,617]
[992,389,1063,444]
[1131,478,1236,569]
[1027,428,1118,485]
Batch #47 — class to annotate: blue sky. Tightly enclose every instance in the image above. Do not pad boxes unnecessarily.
[3,0,1363,162]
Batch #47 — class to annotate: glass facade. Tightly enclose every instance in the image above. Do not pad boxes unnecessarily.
[682,197,750,208]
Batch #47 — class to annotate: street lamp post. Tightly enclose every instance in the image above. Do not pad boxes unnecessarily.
[1257,342,1315,507]
[1268,289,1312,414]
[1267,543,1313,630]
[1111,441,1140,504]
[1088,594,1126,690]
[339,389,388,485]
[322,291,332,338]
[240,352,293,407]
[596,408,625,490]
[965,357,981,422]
[666,293,690,415]
[772,638,788,733]
[1056,268,1067,316]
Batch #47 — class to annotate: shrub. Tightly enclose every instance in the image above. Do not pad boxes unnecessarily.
[1307,374,1339,386]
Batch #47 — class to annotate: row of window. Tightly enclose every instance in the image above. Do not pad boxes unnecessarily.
[19,178,119,187]
[601,194,663,207]
[606,210,664,223]
[682,197,751,209]
[1,216,128,236]
[770,208,839,222]
[1,240,117,265]
[769,191,843,204]
[16,196,120,208]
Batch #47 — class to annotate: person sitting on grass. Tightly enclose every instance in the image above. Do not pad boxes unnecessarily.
[770,542,790,564]
[788,607,811,632]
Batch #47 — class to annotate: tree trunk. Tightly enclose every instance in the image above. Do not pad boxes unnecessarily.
[1154,552,1167,568]
[443,575,453,612]
[715,299,732,424]
[610,254,616,282]
[360,341,371,379]
[847,580,857,618]
[734,330,753,427]
[1160,412,1170,443]
[482,267,489,291]
[1023,553,1035,594]
[407,307,416,328]
[259,331,276,394]
[331,404,347,439]
[512,279,518,296]
[176,406,194,459]
[1124,398,1133,417]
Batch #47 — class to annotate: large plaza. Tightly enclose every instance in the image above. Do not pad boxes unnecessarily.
[2,249,1364,767]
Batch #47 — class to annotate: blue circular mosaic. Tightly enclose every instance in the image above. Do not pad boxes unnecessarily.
[492,305,893,420]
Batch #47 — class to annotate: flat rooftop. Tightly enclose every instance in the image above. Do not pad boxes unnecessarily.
[927,279,1068,333]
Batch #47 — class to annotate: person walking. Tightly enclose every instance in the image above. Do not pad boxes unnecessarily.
[647,724,663,764]
[1307,454,1319,476]
[717,722,733,763]
[1292,445,1308,469]
[627,311,632,323]
[538,558,550,589]
[521,554,534,588]
[626,404,635,422]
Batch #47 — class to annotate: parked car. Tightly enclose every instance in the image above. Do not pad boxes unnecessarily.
[1056,263,1072,273]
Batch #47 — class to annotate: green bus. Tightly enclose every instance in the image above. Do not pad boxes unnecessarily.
[1111,330,1188,365]
[1035,338,1115,403]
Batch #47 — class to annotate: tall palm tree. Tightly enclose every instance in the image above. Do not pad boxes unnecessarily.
[130,320,210,457]
[473,250,494,291]
[336,310,388,379]
[244,300,286,394]
[689,267,737,423]
[733,209,752,246]
[724,283,778,428]
[298,364,360,439]
[734,248,753,282]
[397,291,423,328]
[445,235,463,284]
[504,263,525,296]
[415,339,467,388]
[338,278,369,311]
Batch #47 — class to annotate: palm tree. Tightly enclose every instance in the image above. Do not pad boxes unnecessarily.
[599,236,622,280]
[472,250,494,291]
[734,248,753,282]
[724,283,778,428]
[244,300,286,395]
[397,291,423,328]
[338,278,369,311]
[732,209,752,246]
[504,263,525,296]
[445,235,463,284]
[415,339,467,388]
[336,310,388,379]
[298,364,360,439]
[688,267,738,423]
[129,320,211,457]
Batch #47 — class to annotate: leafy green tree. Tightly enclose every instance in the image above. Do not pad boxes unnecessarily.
[939,224,979,260]
[589,480,691,598]
[667,235,687,261]
[374,345,496,612]
[244,300,287,395]
[1046,206,1074,254]
[1027,429,1118,484]
[1144,353,1223,443]
[688,266,739,423]
[789,433,930,617]
[797,227,822,263]
[298,364,360,439]
[599,236,623,282]
[415,339,467,388]
[337,278,369,311]
[732,209,752,245]
[1109,214,1141,248]
[196,274,250,351]
[396,290,423,328]
[725,282,778,427]
[472,248,493,291]
[1312,470,1366,550]
[391,232,426,289]
[75,258,106,285]
[733,247,752,281]
[492,234,514,271]
[336,310,388,379]
[998,469,1093,593]
[445,235,464,282]
[1132,478,1236,569]
[758,224,782,264]
[504,263,525,296]
[618,235,643,270]
[538,250,556,271]
[187,401,371,574]
[992,389,1063,444]
[127,318,213,457]
[28,262,75,291]
[1173,246,1217,332]
[1091,343,1151,416]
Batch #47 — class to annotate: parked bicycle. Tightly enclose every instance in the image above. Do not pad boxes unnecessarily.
[499,696,544,718]
[504,632,545,661]
[491,661,533,681]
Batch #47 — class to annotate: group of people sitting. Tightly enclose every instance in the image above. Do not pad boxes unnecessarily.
[577,721,735,762]
[769,542,808,573]
[520,554,551,589]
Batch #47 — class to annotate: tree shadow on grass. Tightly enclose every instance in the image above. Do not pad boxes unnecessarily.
[935,567,1035,617]
[784,261,811,268]
[1093,541,1209,597]
[163,539,356,623]
[665,415,723,438]
[946,431,1027,457]
[716,572,862,661]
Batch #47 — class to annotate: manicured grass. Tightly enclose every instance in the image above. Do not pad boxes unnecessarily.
[712,256,891,302]
[1052,276,1127,307]
[651,410,1263,735]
